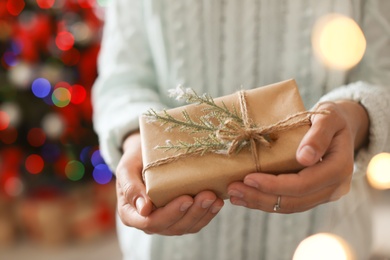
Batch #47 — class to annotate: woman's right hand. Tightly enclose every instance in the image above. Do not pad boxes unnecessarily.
[116,132,224,236]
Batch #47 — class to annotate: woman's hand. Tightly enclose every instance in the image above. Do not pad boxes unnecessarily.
[116,132,224,235]
[227,100,369,213]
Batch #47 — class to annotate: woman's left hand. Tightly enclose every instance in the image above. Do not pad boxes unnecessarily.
[227,100,369,213]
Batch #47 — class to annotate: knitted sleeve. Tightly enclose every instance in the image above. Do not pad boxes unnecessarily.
[91,0,164,171]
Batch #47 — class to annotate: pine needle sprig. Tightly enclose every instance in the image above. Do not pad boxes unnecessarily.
[157,135,229,156]
[145,85,246,155]
[145,108,218,133]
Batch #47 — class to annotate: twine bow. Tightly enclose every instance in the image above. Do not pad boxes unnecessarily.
[214,91,327,171]
[142,90,328,178]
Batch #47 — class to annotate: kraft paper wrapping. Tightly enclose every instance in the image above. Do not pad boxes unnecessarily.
[139,79,308,207]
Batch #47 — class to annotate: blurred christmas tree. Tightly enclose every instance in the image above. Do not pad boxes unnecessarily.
[0,0,112,200]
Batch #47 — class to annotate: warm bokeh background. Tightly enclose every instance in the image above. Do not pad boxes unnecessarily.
[0,1,389,259]
[0,0,121,258]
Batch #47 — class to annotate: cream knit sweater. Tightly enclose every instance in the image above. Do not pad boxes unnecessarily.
[92,0,390,259]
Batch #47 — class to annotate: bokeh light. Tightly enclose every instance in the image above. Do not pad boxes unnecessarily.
[65,160,85,181]
[42,113,65,139]
[1,102,22,127]
[0,111,10,130]
[4,176,24,197]
[0,127,18,144]
[32,77,52,98]
[52,87,71,107]
[25,154,45,174]
[36,0,55,9]
[293,233,355,260]
[55,31,75,51]
[367,153,390,190]
[8,62,34,89]
[93,164,113,185]
[71,21,93,45]
[6,0,25,16]
[70,84,87,104]
[91,149,104,167]
[27,127,46,147]
[3,51,18,67]
[80,145,93,164]
[312,14,366,70]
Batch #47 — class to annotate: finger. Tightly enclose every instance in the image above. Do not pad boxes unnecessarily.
[297,102,345,166]
[229,178,351,213]
[116,133,153,216]
[168,191,223,235]
[119,194,194,233]
[187,199,224,233]
[116,160,154,217]
[240,143,353,198]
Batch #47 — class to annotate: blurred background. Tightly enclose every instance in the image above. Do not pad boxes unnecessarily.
[0,1,389,260]
[0,0,121,259]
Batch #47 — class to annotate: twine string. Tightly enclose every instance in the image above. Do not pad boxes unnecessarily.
[142,90,328,180]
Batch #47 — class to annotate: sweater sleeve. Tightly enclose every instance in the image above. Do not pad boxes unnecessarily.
[92,0,164,171]
[317,0,390,178]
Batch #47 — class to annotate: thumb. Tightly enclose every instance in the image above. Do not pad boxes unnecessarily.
[296,144,319,166]
[296,105,336,166]
[118,132,154,216]
[121,175,154,217]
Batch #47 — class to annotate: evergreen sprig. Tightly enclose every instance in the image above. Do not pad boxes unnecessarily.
[145,86,244,155]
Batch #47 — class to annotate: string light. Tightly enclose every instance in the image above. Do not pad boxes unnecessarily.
[367,153,390,190]
[293,233,355,260]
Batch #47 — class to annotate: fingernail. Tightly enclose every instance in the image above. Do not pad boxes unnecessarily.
[228,190,244,198]
[232,199,247,207]
[299,145,316,163]
[135,197,145,214]
[211,205,222,214]
[201,199,214,209]
[244,179,258,188]
[180,201,193,212]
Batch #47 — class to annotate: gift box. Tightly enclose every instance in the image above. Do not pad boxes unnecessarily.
[140,79,312,207]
